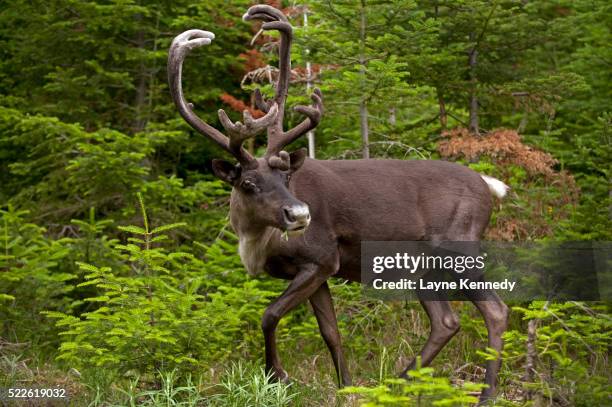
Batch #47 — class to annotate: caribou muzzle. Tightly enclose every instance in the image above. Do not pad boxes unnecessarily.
[282,204,310,235]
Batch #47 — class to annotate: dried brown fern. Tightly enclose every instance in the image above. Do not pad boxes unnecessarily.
[438,128,579,240]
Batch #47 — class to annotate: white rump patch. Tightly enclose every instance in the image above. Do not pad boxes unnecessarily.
[480,175,509,199]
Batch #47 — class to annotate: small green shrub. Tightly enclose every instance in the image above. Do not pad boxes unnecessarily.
[505,301,611,406]
[0,205,74,347]
[340,366,486,406]
[44,194,280,390]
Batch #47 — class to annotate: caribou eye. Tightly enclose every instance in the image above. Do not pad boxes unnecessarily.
[241,179,258,192]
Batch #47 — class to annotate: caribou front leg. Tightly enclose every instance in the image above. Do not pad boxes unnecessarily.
[262,263,331,382]
[309,281,352,387]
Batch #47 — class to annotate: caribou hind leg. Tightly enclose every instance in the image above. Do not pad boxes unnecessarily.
[309,281,352,387]
[448,240,509,402]
[464,292,509,402]
[449,239,509,402]
[399,291,460,376]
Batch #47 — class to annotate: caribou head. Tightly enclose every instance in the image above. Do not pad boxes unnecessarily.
[168,5,322,235]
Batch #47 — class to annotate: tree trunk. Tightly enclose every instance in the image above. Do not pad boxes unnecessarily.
[304,9,315,158]
[468,46,479,135]
[360,101,369,158]
[389,107,396,126]
[146,12,160,130]
[524,301,548,401]
[133,13,147,133]
[359,0,369,159]
[437,88,447,130]
[468,29,479,135]
[248,93,256,155]
[432,3,448,131]
[518,110,529,133]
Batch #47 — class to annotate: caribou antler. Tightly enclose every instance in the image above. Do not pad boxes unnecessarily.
[269,88,323,156]
[168,29,279,169]
[243,5,292,118]
[218,103,279,158]
[243,5,324,158]
[169,6,323,167]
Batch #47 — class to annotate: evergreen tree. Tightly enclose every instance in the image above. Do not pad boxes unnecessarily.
[299,0,431,158]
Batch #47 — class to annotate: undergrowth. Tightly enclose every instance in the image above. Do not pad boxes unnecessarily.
[0,196,609,406]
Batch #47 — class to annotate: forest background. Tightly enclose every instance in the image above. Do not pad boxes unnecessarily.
[0,0,610,405]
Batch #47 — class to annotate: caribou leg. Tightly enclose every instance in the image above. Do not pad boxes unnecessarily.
[399,295,460,376]
[262,263,331,382]
[465,293,509,402]
[309,281,352,387]
[447,242,509,402]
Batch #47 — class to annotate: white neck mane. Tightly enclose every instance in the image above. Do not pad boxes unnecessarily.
[237,227,278,276]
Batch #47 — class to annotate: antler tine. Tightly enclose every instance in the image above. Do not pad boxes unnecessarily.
[218,102,279,158]
[267,88,324,156]
[168,29,256,167]
[242,5,289,24]
[254,88,273,113]
[244,5,293,125]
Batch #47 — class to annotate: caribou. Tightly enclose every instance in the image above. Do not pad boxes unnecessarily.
[168,5,510,402]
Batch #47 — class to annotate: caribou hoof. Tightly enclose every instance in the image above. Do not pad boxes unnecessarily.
[477,390,495,406]
[268,367,290,384]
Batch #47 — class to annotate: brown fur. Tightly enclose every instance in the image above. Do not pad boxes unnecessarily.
[234,158,494,282]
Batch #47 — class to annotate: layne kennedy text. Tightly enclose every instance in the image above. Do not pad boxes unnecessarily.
[372,278,517,292]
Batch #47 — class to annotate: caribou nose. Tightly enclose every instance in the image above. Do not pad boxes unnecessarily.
[282,205,310,227]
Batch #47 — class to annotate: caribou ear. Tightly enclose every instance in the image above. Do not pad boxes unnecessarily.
[212,159,241,185]
[289,148,307,174]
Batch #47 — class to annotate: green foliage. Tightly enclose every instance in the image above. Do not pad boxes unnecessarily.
[0,205,74,346]
[297,0,437,157]
[46,196,268,374]
[340,367,485,406]
[0,106,175,218]
[46,195,278,382]
[0,0,253,133]
[504,301,611,406]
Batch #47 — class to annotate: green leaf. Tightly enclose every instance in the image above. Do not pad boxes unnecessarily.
[118,225,148,235]
[151,222,187,234]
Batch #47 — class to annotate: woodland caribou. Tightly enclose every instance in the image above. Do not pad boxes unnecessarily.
[168,5,510,402]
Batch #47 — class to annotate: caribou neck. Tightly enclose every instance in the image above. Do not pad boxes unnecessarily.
[230,192,280,276]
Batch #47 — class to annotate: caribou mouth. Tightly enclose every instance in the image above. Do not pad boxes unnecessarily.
[285,223,308,236]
